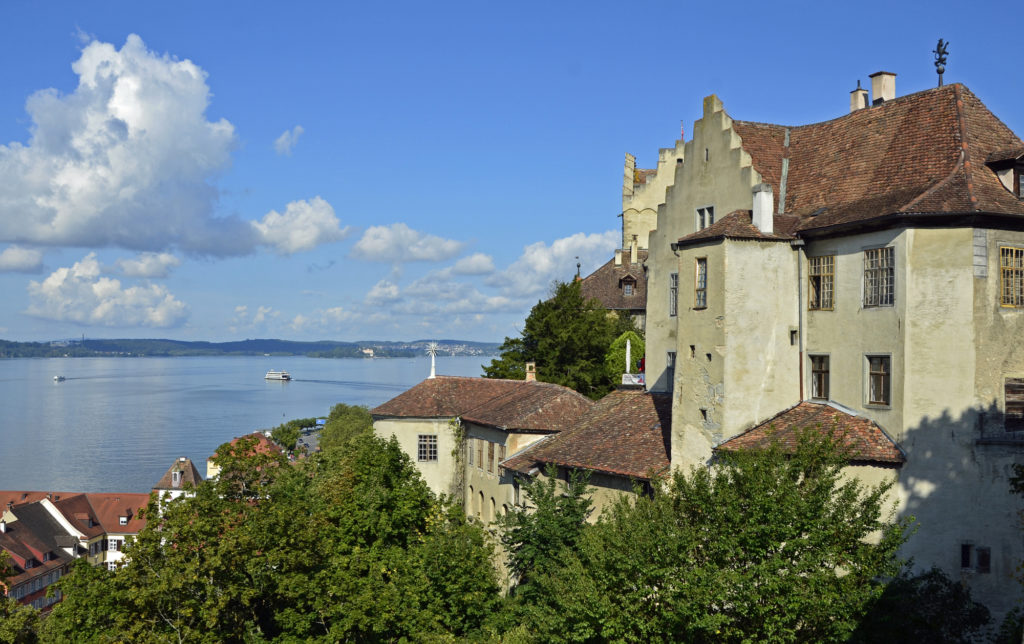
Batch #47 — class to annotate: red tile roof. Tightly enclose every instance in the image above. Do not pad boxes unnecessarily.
[676,210,802,246]
[371,376,594,433]
[716,402,905,465]
[0,491,76,510]
[501,388,672,480]
[579,251,648,312]
[716,84,1024,242]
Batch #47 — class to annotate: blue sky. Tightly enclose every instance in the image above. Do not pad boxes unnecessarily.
[0,1,1020,343]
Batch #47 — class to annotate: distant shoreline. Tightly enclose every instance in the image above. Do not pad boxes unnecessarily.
[0,338,500,359]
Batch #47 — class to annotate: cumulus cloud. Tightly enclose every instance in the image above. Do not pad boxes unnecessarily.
[115,252,181,278]
[0,246,44,273]
[487,231,618,297]
[0,34,256,255]
[289,307,352,332]
[27,252,188,327]
[366,279,401,303]
[273,125,304,156]
[452,252,495,275]
[251,197,350,254]
[351,223,464,263]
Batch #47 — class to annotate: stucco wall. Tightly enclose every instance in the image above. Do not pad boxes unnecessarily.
[622,142,684,250]
[373,417,456,497]
[646,95,764,395]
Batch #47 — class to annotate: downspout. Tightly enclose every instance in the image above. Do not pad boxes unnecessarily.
[791,238,805,400]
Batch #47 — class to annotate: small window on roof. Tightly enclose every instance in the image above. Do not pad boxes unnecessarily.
[119,516,128,526]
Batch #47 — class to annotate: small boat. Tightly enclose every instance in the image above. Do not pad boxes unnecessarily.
[53,375,66,382]
[265,370,291,381]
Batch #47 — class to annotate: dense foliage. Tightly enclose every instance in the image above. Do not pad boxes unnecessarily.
[483,280,636,399]
[269,416,316,452]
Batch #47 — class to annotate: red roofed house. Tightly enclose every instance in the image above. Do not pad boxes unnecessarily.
[372,371,594,521]
[634,72,1024,617]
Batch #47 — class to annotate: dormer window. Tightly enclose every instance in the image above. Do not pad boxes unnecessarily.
[986,150,1024,198]
[119,516,128,526]
[172,470,181,487]
[621,276,636,296]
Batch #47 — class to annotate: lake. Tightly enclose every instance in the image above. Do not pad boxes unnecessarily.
[0,355,486,493]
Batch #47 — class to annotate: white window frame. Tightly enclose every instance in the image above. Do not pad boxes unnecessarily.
[866,354,892,407]
[669,273,678,317]
[863,247,895,308]
[696,206,715,230]
[694,258,708,309]
[810,354,830,400]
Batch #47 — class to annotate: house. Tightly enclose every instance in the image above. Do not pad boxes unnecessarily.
[579,245,649,329]
[153,456,203,502]
[638,72,1024,617]
[205,433,284,480]
[0,492,148,610]
[371,371,593,513]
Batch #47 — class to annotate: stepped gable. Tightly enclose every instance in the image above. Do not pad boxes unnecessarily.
[153,456,203,491]
[502,388,672,480]
[372,376,594,433]
[579,250,648,311]
[724,84,1024,241]
[716,401,905,465]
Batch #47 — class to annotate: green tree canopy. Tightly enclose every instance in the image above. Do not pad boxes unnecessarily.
[516,428,909,643]
[604,329,644,384]
[484,280,635,399]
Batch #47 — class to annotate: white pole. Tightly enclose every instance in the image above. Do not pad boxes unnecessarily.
[625,339,631,374]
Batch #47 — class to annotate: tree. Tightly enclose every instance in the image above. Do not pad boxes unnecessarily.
[270,416,315,452]
[0,551,38,644]
[498,464,592,597]
[517,428,909,643]
[484,280,634,399]
[319,403,373,455]
[604,329,644,384]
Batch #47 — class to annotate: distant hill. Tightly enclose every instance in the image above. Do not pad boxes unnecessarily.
[0,338,501,359]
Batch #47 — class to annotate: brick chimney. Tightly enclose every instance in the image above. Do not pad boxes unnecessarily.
[752,184,774,234]
[525,362,536,382]
[850,80,868,112]
[870,71,896,105]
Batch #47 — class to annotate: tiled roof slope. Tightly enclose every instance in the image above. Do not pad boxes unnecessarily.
[372,376,594,433]
[579,250,648,311]
[676,210,802,246]
[727,84,1024,238]
[83,493,149,533]
[0,491,76,509]
[153,457,203,490]
[0,503,74,581]
[717,402,904,465]
[502,389,672,480]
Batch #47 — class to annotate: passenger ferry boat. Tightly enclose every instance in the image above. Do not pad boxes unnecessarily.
[53,375,66,382]
[264,370,291,381]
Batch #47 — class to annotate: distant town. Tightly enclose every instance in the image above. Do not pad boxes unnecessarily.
[0,338,500,359]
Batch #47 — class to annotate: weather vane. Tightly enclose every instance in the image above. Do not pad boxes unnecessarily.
[933,38,949,87]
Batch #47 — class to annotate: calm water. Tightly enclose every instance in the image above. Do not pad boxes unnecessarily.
[0,355,485,493]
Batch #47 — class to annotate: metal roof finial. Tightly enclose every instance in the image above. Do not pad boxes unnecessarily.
[933,38,949,87]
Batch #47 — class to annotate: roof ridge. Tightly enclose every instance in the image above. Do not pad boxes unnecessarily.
[953,84,980,210]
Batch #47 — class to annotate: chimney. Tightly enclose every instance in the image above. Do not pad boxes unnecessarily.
[869,71,896,105]
[850,80,868,112]
[0,520,5,533]
[614,249,622,266]
[752,184,774,234]
[525,362,536,382]
[630,234,638,264]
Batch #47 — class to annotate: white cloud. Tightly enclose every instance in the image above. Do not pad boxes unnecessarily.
[452,252,495,275]
[351,223,464,263]
[487,231,618,297]
[0,35,270,256]
[273,125,304,156]
[289,307,352,332]
[27,252,188,327]
[0,246,43,273]
[366,279,401,303]
[251,197,350,254]
[115,252,181,278]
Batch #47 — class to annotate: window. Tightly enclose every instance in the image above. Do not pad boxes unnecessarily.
[695,258,707,309]
[977,547,992,574]
[1006,378,1024,431]
[417,434,438,462]
[119,516,128,526]
[811,355,829,400]
[467,439,473,466]
[108,539,118,552]
[666,351,676,393]
[171,470,180,487]
[498,444,506,463]
[1000,247,1024,307]
[867,356,891,406]
[696,206,715,230]
[623,282,633,296]
[107,562,118,572]
[487,442,495,473]
[863,247,894,307]
[669,273,678,316]
[476,439,484,469]
[808,255,835,310]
